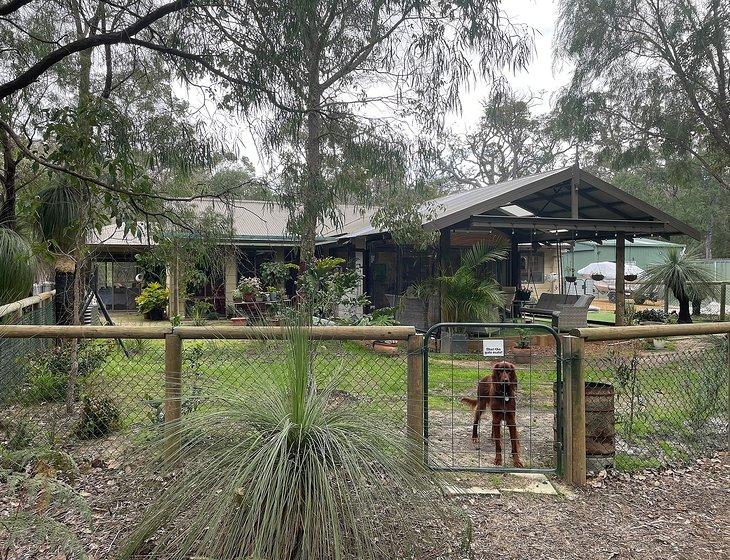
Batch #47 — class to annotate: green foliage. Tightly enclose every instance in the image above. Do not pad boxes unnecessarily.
[1,447,79,482]
[0,228,35,304]
[188,300,213,326]
[236,276,262,297]
[0,419,35,451]
[634,309,668,324]
[260,261,298,287]
[121,327,440,560]
[296,257,369,320]
[684,338,728,435]
[135,282,169,315]
[19,342,108,403]
[438,243,507,323]
[514,328,531,349]
[636,247,715,323]
[359,307,398,326]
[74,394,121,439]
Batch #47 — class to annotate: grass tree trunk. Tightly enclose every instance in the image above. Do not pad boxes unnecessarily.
[676,293,692,324]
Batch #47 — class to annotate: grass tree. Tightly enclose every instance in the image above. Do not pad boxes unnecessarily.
[0,228,35,305]
[637,247,715,324]
[120,326,443,560]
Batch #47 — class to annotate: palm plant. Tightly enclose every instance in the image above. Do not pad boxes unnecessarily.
[0,228,35,305]
[120,326,441,560]
[439,242,507,323]
[636,247,715,324]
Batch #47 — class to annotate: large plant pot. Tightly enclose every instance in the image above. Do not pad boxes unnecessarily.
[144,308,166,321]
[440,332,468,354]
[512,347,532,364]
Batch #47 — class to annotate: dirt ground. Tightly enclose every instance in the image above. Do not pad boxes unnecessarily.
[2,452,727,559]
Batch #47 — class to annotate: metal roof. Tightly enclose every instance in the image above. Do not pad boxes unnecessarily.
[341,165,701,241]
[89,200,375,248]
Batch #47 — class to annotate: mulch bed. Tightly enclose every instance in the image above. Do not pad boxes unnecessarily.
[3,451,727,559]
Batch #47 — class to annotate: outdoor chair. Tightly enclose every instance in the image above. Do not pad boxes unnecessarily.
[522,293,594,331]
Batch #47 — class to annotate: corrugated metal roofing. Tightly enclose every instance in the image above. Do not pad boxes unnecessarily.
[89,200,375,247]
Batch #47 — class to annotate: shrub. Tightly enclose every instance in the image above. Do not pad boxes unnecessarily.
[20,342,108,404]
[634,309,668,323]
[135,282,169,315]
[74,394,121,439]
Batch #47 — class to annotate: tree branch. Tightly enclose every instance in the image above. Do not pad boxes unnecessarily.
[0,0,33,16]
[0,0,195,100]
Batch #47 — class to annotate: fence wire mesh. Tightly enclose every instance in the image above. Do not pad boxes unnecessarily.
[0,331,410,459]
[583,335,729,471]
[425,324,560,472]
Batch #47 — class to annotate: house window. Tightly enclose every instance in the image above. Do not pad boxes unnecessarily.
[520,252,545,283]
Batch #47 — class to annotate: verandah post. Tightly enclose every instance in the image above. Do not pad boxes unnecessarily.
[406,334,425,460]
[164,332,183,465]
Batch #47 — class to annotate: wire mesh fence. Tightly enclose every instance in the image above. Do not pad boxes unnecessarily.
[424,324,561,473]
[0,299,55,393]
[0,329,411,459]
[582,335,729,471]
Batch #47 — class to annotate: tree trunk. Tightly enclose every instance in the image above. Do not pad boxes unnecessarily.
[300,30,322,265]
[0,127,17,229]
[677,295,692,324]
[691,298,701,316]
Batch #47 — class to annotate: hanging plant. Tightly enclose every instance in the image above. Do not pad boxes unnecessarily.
[624,274,638,282]
[591,273,605,281]
[564,269,577,283]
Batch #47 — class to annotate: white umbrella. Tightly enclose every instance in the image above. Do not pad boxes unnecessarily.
[577,261,644,280]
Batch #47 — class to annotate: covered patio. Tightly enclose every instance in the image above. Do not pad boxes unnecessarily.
[344,164,701,327]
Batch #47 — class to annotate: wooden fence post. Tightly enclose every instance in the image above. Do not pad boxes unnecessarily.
[569,335,587,486]
[406,334,425,459]
[560,335,574,484]
[720,284,726,322]
[164,333,183,465]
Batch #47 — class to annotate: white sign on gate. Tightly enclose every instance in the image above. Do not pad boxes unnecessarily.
[482,339,504,357]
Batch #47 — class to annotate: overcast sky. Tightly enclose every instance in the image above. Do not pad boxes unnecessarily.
[213,0,570,172]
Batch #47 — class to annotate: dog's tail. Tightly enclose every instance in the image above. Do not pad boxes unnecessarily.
[460,397,478,409]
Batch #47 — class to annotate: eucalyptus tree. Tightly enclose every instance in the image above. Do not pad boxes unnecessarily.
[433,86,567,189]
[554,0,730,192]
[156,0,532,261]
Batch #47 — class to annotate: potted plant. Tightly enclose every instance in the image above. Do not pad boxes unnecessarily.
[564,268,577,283]
[512,328,532,364]
[265,285,283,302]
[135,282,169,321]
[237,277,262,302]
[438,242,507,354]
[232,288,243,303]
[624,273,638,282]
[591,273,605,281]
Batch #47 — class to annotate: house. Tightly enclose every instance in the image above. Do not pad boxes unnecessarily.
[88,165,701,325]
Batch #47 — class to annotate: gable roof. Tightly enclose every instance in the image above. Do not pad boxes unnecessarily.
[343,165,701,240]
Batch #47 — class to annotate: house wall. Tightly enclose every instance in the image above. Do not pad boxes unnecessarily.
[521,246,561,298]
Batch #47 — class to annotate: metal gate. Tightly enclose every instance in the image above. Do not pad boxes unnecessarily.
[423,322,563,474]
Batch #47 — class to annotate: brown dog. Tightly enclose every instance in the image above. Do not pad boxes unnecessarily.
[461,361,523,468]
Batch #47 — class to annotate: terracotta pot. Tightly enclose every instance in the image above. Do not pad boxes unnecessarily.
[230,316,248,326]
[372,341,400,355]
[243,293,255,302]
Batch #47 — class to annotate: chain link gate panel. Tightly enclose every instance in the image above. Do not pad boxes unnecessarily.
[423,323,563,474]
